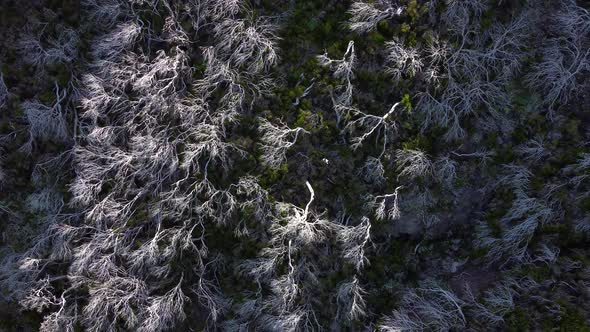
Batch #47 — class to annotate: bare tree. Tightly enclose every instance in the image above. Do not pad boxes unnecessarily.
[555,0,590,42]
[343,102,403,155]
[185,0,242,32]
[82,0,124,28]
[82,277,149,331]
[19,25,79,67]
[91,22,141,62]
[465,282,515,327]
[380,281,466,331]
[395,149,432,181]
[214,15,279,74]
[232,176,273,236]
[441,0,486,33]
[401,5,532,140]
[259,119,308,169]
[337,217,372,271]
[336,276,367,322]
[271,182,329,248]
[434,156,457,190]
[318,41,356,116]
[348,1,404,33]
[21,83,70,154]
[39,299,77,332]
[0,73,7,109]
[478,165,555,264]
[386,40,423,81]
[139,279,189,332]
[181,121,246,175]
[516,138,547,162]
[358,156,386,187]
[366,186,404,222]
[526,39,589,108]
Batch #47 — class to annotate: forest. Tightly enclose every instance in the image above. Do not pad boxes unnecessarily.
[0,0,589,331]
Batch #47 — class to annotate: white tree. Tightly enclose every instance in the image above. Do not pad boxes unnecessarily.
[0,73,7,109]
[271,182,329,248]
[386,40,423,81]
[380,282,466,331]
[406,5,531,140]
[318,40,356,116]
[82,0,124,28]
[38,299,77,332]
[478,165,555,264]
[91,22,141,62]
[336,276,367,322]
[182,122,246,174]
[516,138,547,162]
[395,149,432,181]
[214,15,279,74]
[343,102,403,155]
[358,156,386,187]
[441,0,486,33]
[19,25,79,67]
[139,279,189,332]
[259,119,309,169]
[338,217,372,271]
[82,277,149,331]
[555,0,590,42]
[465,282,515,327]
[368,185,404,222]
[20,83,70,154]
[348,1,404,33]
[526,39,589,108]
[185,0,242,32]
[433,156,458,190]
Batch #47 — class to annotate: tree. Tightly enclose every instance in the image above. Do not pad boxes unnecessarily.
[82,0,124,29]
[20,83,70,154]
[358,157,386,187]
[380,281,466,331]
[386,40,423,81]
[336,276,367,322]
[318,40,356,119]
[516,138,547,162]
[366,186,404,222]
[348,1,404,33]
[258,119,309,169]
[0,73,7,109]
[19,25,79,68]
[526,39,589,108]
[139,279,189,332]
[271,182,328,248]
[395,149,432,181]
[337,217,372,271]
[465,282,515,327]
[214,15,279,74]
[477,165,555,264]
[91,22,141,62]
[343,102,403,155]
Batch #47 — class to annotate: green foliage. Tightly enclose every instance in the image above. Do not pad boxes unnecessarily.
[506,308,531,332]
[405,0,420,23]
[557,303,590,332]
[578,197,590,213]
[484,213,503,238]
[494,145,516,164]
[401,134,431,153]
[368,31,386,45]
[562,119,581,141]
[260,163,289,187]
[401,93,412,110]
[3,0,590,330]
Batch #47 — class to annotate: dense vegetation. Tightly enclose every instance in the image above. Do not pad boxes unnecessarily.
[0,0,589,331]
